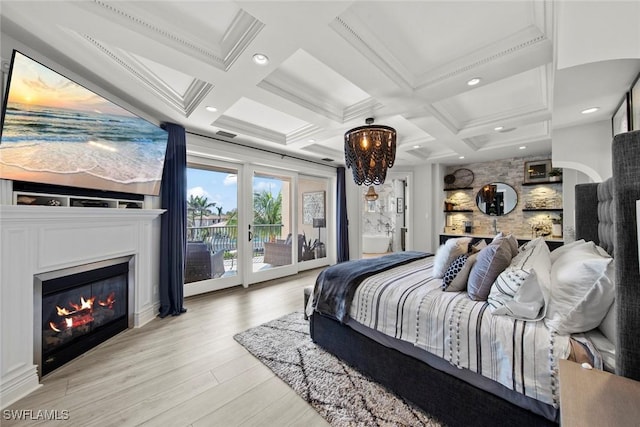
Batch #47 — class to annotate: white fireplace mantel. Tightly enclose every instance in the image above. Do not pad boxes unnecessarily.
[0,205,164,408]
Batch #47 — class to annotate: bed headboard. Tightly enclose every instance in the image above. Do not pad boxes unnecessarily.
[574,129,640,381]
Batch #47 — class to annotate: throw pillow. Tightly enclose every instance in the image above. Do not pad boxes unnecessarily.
[447,253,479,292]
[487,237,551,320]
[470,239,487,253]
[492,232,519,257]
[442,254,469,290]
[544,242,615,334]
[549,239,586,264]
[432,237,472,278]
[467,239,513,301]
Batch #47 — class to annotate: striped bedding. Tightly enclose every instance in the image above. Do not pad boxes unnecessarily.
[349,256,571,407]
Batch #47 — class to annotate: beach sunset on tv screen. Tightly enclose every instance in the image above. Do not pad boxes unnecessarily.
[0,50,168,196]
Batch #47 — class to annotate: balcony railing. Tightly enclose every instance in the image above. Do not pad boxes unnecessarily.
[187,224,285,255]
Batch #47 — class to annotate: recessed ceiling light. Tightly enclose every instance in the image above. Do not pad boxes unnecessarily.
[252,53,269,65]
[308,139,315,143]
[581,107,599,114]
[494,126,504,131]
[205,106,218,112]
[519,146,526,150]
[413,145,420,149]
[467,78,481,86]
[459,156,465,159]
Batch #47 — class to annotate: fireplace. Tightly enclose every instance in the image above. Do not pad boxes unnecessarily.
[34,257,133,377]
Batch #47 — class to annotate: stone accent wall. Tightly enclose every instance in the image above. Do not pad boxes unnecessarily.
[443,155,563,238]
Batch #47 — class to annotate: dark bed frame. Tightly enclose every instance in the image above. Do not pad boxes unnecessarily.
[310,130,640,427]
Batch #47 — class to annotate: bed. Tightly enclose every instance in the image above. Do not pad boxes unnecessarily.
[308,130,640,427]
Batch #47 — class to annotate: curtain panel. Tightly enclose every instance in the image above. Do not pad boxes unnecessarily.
[337,166,350,263]
[159,122,187,317]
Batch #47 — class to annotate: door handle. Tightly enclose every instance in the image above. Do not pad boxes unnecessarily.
[248,231,253,242]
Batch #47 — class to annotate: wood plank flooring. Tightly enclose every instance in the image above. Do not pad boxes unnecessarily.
[4,269,330,427]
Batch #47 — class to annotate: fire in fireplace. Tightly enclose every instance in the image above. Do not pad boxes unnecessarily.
[35,257,131,376]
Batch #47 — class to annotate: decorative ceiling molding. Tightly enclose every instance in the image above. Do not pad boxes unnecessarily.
[457,106,551,131]
[87,1,263,71]
[286,124,324,144]
[415,29,548,91]
[76,34,212,117]
[221,10,265,69]
[301,143,343,159]
[258,78,343,122]
[330,12,414,92]
[213,115,286,145]
[343,98,384,122]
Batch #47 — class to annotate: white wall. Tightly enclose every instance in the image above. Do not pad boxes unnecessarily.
[413,163,440,253]
[552,120,613,181]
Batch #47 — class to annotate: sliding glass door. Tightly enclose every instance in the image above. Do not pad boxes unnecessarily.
[184,157,332,294]
[245,167,296,284]
[184,162,242,296]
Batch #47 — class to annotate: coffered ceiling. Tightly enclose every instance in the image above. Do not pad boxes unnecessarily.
[1,1,638,167]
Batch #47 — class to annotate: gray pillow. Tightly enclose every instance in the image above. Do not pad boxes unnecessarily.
[447,253,479,292]
[467,240,513,301]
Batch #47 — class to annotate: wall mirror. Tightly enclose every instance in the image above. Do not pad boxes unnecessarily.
[476,183,518,216]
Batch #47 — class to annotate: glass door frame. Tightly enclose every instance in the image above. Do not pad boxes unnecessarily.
[183,156,244,297]
[243,164,298,285]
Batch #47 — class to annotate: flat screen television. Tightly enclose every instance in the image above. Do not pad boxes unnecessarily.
[0,50,168,196]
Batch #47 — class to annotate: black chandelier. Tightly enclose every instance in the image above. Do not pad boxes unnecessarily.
[344,117,396,185]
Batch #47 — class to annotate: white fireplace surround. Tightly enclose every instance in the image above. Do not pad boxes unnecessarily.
[0,205,164,408]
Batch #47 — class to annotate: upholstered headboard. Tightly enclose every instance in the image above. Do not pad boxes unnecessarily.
[574,130,640,381]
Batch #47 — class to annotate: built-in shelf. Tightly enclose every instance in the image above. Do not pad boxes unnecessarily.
[522,208,563,212]
[14,191,144,209]
[444,187,473,191]
[522,180,562,186]
[444,209,473,213]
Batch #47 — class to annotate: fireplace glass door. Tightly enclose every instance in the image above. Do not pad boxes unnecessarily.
[39,261,129,376]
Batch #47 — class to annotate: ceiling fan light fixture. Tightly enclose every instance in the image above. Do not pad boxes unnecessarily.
[344,117,396,185]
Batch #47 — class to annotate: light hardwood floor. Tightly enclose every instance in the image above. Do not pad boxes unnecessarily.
[4,269,330,427]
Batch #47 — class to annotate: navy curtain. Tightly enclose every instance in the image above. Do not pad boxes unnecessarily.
[158,123,187,318]
[337,166,350,262]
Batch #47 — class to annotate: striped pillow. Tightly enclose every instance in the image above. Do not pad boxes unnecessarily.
[488,237,551,320]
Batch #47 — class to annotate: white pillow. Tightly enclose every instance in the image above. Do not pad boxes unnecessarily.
[545,242,615,334]
[549,239,586,264]
[488,237,551,320]
[598,299,617,346]
[432,237,472,278]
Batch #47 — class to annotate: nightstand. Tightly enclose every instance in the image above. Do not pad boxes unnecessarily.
[559,359,640,426]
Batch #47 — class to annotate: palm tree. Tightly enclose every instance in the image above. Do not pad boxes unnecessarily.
[187,195,216,240]
[253,189,282,241]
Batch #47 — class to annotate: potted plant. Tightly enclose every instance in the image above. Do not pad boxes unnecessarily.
[549,168,562,182]
[301,232,317,261]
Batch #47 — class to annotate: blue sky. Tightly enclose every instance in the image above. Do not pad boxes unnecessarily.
[187,168,283,213]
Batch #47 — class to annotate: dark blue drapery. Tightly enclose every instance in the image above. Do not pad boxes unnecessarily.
[337,166,349,263]
[158,123,187,318]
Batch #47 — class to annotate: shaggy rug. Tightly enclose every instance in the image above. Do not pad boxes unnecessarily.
[233,312,443,427]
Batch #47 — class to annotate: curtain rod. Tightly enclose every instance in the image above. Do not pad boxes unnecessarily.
[186,130,339,169]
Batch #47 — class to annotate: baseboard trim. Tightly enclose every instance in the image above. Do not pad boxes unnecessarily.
[1,364,41,409]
